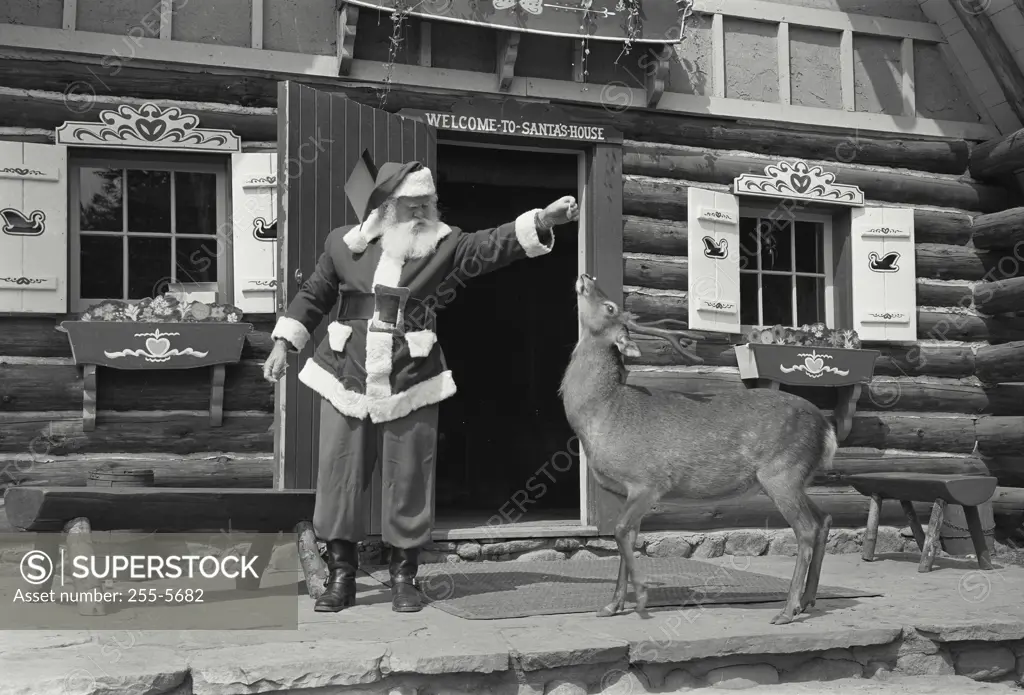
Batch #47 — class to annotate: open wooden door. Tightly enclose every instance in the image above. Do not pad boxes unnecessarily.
[275,82,437,530]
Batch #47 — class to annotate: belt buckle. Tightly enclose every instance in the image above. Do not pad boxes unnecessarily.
[369,284,410,335]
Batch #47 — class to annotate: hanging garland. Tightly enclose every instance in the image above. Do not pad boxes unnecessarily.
[614,0,641,65]
[571,1,599,88]
[379,0,414,109]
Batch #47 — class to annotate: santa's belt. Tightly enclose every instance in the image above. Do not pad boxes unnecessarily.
[337,291,433,330]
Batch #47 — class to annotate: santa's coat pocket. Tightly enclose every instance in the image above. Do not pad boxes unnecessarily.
[328,322,353,352]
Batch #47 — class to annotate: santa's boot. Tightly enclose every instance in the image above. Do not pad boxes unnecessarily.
[389,547,423,612]
[314,540,357,612]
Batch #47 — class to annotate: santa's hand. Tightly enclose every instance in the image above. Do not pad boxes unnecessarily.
[540,196,580,228]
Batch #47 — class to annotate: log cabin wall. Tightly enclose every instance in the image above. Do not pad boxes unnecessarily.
[1,0,1023,537]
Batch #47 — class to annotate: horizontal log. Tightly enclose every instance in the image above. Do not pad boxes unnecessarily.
[0,315,277,359]
[916,243,1024,282]
[627,366,1024,415]
[646,485,923,531]
[0,454,273,491]
[971,207,1024,251]
[814,452,988,486]
[4,487,314,533]
[974,276,1024,315]
[623,255,980,302]
[622,181,976,245]
[624,290,1024,344]
[981,455,1024,488]
[975,415,1024,457]
[628,338,977,379]
[969,127,1024,180]
[0,412,274,455]
[0,360,273,413]
[0,62,972,175]
[975,341,1024,384]
[622,142,1012,213]
[991,487,1024,530]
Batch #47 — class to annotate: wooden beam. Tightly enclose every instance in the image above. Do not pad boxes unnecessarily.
[948,0,1024,124]
[971,206,1024,250]
[0,24,1000,140]
[419,22,431,68]
[646,44,671,108]
[777,22,790,106]
[4,486,315,532]
[976,341,1024,384]
[159,0,172,40]
[62,0,76,31]
[497,31,520,92]
[970,127,1024,180]
[901,37,915,117]
[252,0,264,49]
[337,2,359,76]
[841,29,855,112]
[712,13,725,98]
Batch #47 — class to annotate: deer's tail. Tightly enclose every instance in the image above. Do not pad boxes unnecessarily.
[820,425,838,472]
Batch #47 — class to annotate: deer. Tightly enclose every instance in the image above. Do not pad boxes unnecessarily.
[560,274,838,625]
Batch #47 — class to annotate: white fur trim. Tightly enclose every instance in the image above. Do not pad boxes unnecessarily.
[298,358,456,423]
[343,208,383,253]
[327,322,353,352]
[271,316,310,352]
[405,330,437,358]
[515,209,555,258]
[392,167,435,199]
[362,249,407,398]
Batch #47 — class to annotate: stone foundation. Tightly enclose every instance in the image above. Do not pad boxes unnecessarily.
[192,631,1024,693]
[352,526,1009,566]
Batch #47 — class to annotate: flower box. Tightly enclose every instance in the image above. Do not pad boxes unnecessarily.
[59,295,254,430]
[60,321,253,370]
[734,323,880,443]
[735,344,879,387]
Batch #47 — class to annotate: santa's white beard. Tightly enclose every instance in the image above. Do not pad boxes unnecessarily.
[379,210,443,260]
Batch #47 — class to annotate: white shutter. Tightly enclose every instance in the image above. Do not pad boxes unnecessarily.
[231,152,279,314]
[0,142,68,313]
[687,187,741,333]
[850,206,917,342]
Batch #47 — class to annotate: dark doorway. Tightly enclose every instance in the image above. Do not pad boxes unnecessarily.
[434,143,581,527]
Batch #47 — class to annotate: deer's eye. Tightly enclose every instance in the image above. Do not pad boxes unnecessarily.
[604,303,616,315]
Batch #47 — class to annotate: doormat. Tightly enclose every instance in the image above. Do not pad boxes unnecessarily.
[363,556,881,620]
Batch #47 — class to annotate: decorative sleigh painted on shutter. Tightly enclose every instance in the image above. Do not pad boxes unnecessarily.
[849,206,917,342]
[687,187,741,333]
[231,152,279,314]
[0,142,68,313]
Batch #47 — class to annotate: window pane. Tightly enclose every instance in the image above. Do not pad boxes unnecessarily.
[127,236,171,299]
[81,235,124,300]
[175,237,218,284]
[126,170,171,234]
[795,221,823,273]
[761,274,792,326]
[796,275,826,325]
[175,172,218,235]
[739,217,759,272]
[760,219,792,272]
[740,272,759,325]
[79,168,123,232]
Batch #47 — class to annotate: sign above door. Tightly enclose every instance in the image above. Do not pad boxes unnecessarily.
[343,0,688,43]
[398,99,623,143]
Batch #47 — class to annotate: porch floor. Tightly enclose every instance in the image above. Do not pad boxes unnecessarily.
[3,552,1024,693]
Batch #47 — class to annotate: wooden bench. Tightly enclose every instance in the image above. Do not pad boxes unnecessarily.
[3,487,327,615]
[847,473,998,573]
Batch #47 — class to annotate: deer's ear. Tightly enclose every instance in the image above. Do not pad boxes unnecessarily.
[614,332,641,358]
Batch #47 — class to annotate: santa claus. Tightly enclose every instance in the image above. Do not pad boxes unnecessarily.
[263,156,579,613]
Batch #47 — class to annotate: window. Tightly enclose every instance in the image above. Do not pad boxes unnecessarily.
[737,209,834,329]
[69,154,229,311]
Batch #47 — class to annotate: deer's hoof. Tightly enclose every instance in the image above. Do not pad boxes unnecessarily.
[635,591,648,613]
[597,603,622,618]
[770,610,797,625]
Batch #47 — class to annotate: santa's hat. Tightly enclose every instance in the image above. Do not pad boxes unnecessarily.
[342,150,437,253]
[345,149,436,223]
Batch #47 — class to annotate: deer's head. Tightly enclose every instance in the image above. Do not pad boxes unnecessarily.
[574,274,704,365]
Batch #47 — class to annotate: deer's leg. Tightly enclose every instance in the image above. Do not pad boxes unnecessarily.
[758,471,823,626]
[597,490,656,618]
[800,504,831,613]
